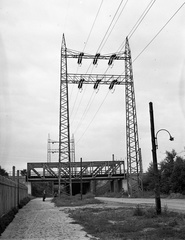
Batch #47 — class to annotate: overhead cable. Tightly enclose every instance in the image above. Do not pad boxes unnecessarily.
[70,1,103,115]
[117,0,157,52]
[82,0,104,52]
[99,0,129,53]
[73,91,96,134]
[133,2,185,62]
[96,0,124,53]
[76,90,110,144]
[74,0,127,138]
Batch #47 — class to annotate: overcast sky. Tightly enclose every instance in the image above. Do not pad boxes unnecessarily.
[0,0,185,173]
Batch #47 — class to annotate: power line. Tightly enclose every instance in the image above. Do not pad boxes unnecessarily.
[73,91,96,134]
[74,0,127,130]
[82,0,104,52]
[133,2,185,62]
[96,0,124,53]
[117,2,185,77]
[76,90,110,144]
[103,0,156,74]
[128,0,156,39]
[73,1,127,140]
[72,0,157,142]
[117,0,156,52]
[99,0,129,53]
[70,1,104,117]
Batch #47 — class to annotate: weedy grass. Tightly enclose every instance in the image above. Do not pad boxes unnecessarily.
[68,204,185,240]
[52,192,101,207]
[54,194,185,239]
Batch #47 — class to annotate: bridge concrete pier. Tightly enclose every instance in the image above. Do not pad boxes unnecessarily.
[90,180,96,194]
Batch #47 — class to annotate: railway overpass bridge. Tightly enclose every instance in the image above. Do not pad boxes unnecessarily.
[27,160,127,195]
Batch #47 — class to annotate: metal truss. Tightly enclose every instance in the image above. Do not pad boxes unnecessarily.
[59,34,143,196]
[27,161,125,181]
[125,37,143,196]
[59,34,72,195]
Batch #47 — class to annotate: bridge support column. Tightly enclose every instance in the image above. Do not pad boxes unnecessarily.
[113,180,119,193]
[90,180,96,194]
[110,181,114,192]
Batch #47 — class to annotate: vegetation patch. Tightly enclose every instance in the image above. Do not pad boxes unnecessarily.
[52,193,101,207]
[68,205,185,240]
[0,207,18,236]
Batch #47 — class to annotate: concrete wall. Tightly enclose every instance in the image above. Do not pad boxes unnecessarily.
[25,182,32,195]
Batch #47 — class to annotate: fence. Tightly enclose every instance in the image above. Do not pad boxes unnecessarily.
[0,175,28,217]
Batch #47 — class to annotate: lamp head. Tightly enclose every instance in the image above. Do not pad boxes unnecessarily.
[169,135,174,141]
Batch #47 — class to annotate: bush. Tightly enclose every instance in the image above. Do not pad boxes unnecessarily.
[19,196,32,209]
[133,205,145,216]
[168,192,185,199]
[0,207,18,235]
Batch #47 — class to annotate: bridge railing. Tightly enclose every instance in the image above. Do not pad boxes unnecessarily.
[0,175,28,217]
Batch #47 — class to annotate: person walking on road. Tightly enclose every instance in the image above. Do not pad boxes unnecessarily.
[43,189,46,201]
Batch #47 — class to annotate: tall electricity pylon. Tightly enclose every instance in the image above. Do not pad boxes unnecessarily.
[125,38,143,196]
[47,133,51,162]
[59,34,143,196]
[71,134,76,163]
[59,35,72,196]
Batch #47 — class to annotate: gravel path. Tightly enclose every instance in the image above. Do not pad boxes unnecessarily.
[0,198,96,240]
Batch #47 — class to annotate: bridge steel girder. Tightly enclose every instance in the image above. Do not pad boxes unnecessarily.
[27,161,125,181]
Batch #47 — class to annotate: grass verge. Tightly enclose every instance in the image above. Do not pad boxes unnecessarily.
[53,194,185,239]
[68,204,185,240]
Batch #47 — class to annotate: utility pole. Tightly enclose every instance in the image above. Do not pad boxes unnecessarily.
[149,102,161,215]
[80,157,83,200]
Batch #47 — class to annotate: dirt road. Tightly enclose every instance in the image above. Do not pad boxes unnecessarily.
[96,197,185,212]
[0,198,96,240]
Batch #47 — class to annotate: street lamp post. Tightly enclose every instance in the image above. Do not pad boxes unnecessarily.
[149,102,174,215]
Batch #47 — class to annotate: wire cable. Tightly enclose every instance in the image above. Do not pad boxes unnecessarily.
[73,90,96,134]
[70,1,104,122]
[128,0,156,39]
[73,1,127,139]
[117,0,157,52]
[117,2,185,77]
[76,90,110,144]
[133,2,185,62]
[96,0,124,53]
[82,0,104,52]
[99,0,129,53]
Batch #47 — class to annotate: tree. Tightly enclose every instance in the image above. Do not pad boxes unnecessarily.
[20,169,27,176]
[143,162,155,191]
[170,157,185,194]
[159,150,176,194]
[144,150,185,195]
[0,166,9,177]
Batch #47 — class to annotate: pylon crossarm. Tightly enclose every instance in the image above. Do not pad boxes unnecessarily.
[66,48,126,61]
[67,73,127,85]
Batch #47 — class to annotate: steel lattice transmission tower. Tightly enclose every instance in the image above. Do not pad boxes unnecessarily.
[59,34,143,196]
[125,38,143,196]
[59,35,72,195]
